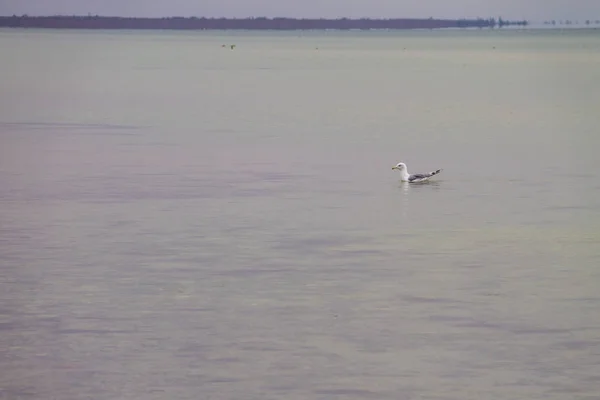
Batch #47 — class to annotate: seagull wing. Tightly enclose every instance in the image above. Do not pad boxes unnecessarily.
[408,169,442,182]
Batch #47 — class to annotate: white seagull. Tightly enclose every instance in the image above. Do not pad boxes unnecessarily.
[392,162,442,183]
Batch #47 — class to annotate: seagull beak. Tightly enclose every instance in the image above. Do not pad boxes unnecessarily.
[392,166,398,170]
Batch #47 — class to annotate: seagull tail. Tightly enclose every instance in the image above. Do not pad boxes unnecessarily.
[429,169,442,177]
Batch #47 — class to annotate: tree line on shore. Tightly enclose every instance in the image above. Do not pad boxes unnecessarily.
[0,15,529,30]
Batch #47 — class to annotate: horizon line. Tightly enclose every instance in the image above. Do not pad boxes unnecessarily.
[0,14,528,21]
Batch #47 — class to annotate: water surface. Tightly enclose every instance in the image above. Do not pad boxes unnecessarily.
[1,28,599,400]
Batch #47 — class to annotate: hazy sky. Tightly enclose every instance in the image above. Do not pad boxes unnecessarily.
[1,0,599,22]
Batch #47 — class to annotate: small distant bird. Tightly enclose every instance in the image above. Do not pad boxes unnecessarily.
[392,162,442,183]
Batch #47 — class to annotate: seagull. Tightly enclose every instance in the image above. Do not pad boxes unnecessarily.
[392,162,442,183]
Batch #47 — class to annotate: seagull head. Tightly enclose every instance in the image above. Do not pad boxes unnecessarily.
[392,162,406,171]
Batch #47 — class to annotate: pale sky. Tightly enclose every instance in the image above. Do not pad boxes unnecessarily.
[0,0,599,22]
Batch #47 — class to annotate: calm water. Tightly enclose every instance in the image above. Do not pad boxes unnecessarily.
[1,28,600,400]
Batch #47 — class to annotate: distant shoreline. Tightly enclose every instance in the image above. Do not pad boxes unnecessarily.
[0,15,528,30]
